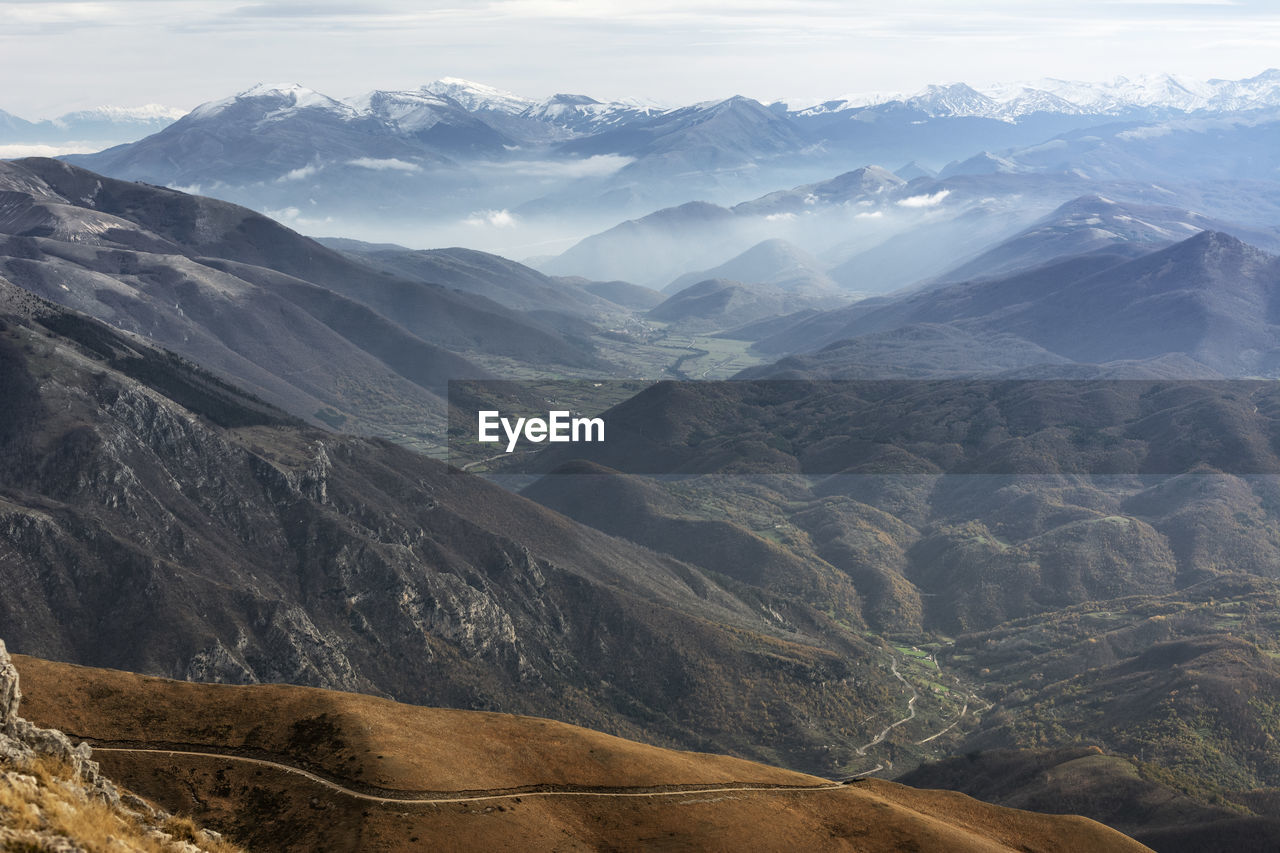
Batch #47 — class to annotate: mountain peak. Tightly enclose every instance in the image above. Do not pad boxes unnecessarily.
[704,94,767,113]
[52,104,187,125]
[241,81,308,96]
[189,82,351,120]
[1181,229,1249,253]
[895,160,938,180]
[906,82,996,117]
[423,77,534,114]
[938,150,1019,178]
[543,93,601,106]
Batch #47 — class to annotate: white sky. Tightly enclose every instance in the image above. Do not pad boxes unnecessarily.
[2,0,1279,117]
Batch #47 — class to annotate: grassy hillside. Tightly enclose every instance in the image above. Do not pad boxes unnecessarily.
[14,655,1150,853]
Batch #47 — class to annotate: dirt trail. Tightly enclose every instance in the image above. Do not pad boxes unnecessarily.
[91,746,843,805]
[855,657,918,756]
[916,699,968,745]
[851,647,997,765]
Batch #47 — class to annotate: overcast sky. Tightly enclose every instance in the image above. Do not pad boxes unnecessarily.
[3,0,1279,117]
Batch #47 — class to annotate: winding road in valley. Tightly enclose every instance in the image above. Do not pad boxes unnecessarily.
[856,658,918,756]
[850,647,995,771]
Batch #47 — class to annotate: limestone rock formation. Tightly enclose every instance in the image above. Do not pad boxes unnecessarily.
[0,639,117,804]
[0,639,236,852]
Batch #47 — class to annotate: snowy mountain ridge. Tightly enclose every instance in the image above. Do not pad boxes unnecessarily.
[787,69,1280,119]
[10,69,1279,149]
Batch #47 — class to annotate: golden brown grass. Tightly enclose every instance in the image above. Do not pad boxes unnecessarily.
[14,654,815,793]
[0,753,243,853]
[12,655,1154,853]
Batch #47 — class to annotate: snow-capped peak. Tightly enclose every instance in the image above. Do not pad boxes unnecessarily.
[423,78,535,114]
[787,69,1280,120]
[240,82,347,109]
[524,92,665,132]
[1027,73,1216,113]
[347,89,469,133]
[905,83,997,117]
[781,90,904,114]
[189,83,354,120]
[56,104,187,123]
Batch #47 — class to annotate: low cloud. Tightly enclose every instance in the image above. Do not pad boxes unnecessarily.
[855,210,884,219]
[484,154,635,179]
[1117,124,1173,141]
[0,143,101,157]
[277,163,322,181]
[347,157,422,172]
[896,189,950,208]
[464,209,518,228]
[264,205,334,229]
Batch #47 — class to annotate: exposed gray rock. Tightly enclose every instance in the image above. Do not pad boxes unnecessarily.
[0,639,119,807]
[300,440,331,504]
[0,826,90,852]
[0,639,19,729]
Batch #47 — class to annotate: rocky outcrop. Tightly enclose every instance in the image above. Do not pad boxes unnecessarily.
[0,639,119,805]
[0,639,234,852]
[0,640,18,726]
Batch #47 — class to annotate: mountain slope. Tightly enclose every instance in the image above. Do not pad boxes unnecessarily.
[560,95,805,176]
[754,232,1280,376]
[934,194,1280,283]
[7,158,598,363]
[649,278,847,331]
[539,200,745,286]
[0,643,240,853]
[12,653,1151,853]
[737,324,1071,378]
[0,158,608,443]
[0,283,917,776]
[730,166,907,217]
[68,83,435,186]
[981,231,1280,373]
[319,237,618,317]
[901,747,1280,853]
[665,238,840,294]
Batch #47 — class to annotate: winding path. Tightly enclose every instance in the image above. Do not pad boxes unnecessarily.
[855,658,918,756]
[916,699,969,745]
[849,646,997,770]
[91,747,845,805]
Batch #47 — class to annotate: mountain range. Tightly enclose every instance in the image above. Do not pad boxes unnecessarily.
[0,157,618,448]
[5,65,1280,850]
[8,69,1279,152]
[0,104,184,150]
[0,69,1255,256]
[790,69,1280,120]
[747,230,1280,378]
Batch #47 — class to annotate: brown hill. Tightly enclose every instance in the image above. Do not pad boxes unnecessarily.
[900,747,1280,853]
[13,654,1150,853]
